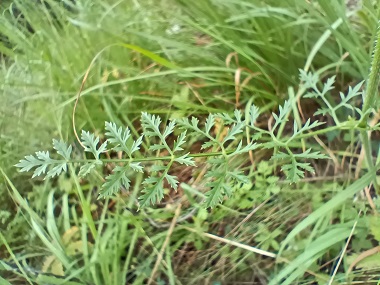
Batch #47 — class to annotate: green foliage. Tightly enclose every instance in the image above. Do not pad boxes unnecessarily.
[81,131,108,160]
[2,0,380,284]
[15,140,72,179]
[301,70,366,123]
[369,215,380,242]
[16,95,328,208]
[272,149,327,183]
[225,161,280,210]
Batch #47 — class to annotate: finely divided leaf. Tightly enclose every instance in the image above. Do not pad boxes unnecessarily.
[234,109,242,122]
[81,130,107,159]
[228,170,249,183]
[149,144,167,151]
[294,149,328,160]
[33,151,53,178]
[173,131,187,152]
[205,114,215,134]
[216,112,235,124]
[321,76,336,94]
[140,177,164,207]
[222,122,244,143]
[141,112,162,137]
[130,162,144,172]
[131,135,143,154]
[16,150,68,178]
[299,69,318,88]
[272,100,291,129]
[16,154,46,173]
[292,119,324,137]
[174,153,195,166]
[105,121,131,154]
[163,120,176,138]
[272,149,326,183]
[281,162,306,182]
[231,141,258,155]
[201,141,215,149]
[46,163,67,179]
[165,174,179,189]
[249,105,260,126]
[53,140,72,160]
[205,175,226,208]
[99,166,130,198]
[78,162,99,178]
[204,165,243,208]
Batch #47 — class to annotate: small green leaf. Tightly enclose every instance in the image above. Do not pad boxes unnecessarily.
[105,121,131,154]
[321,76,336,94]
[81,130,107,159]
[216,112,235,124]
[201,141,214,149]
[16,154,45,172]
[140,177,164,207]
[231,141,258,155]
[53,139,72,160]
[151,165,166,172]
[173,131,187,152]
[78,162,98,178]
[130,162,143,172]
[130,135,143,154]
[205,114,215,134]
[233,109,242,122]
[149,144,166,151]
[174,153,195,166]
[16,149,69,179]
[281,162,308,183]
[294,149,328,160]
[299,69,319,88]
[99,166,130,198]
[249,105,260,126]
[205,178,227,208]
[222,122,244,143]
[272,100,291,129]
[33,151,53,178]
[165,174,179,189]
[228,171,248,183]
[163,120,176,138]
[46,163,67,179]
[141,112,162,137]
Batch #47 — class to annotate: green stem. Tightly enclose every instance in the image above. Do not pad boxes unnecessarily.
[360,129,376,175]
[295,123,368,140]
[360,21,380,192]
[65,150,235,164]
[359,129,379,193]
[362,21,380,116]
[70,165,98,239]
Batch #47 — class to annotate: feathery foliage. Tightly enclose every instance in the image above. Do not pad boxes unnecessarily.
[16,85,330,207]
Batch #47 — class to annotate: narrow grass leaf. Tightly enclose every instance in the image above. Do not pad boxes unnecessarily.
[279,171,374,255]
[270,228,352,285]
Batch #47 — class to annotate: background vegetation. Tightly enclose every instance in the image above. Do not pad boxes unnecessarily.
[1,0,380,284]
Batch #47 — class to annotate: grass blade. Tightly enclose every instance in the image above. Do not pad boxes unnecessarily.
[279,171,374,255]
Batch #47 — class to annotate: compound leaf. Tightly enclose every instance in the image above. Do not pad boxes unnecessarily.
[99,166,130,198]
